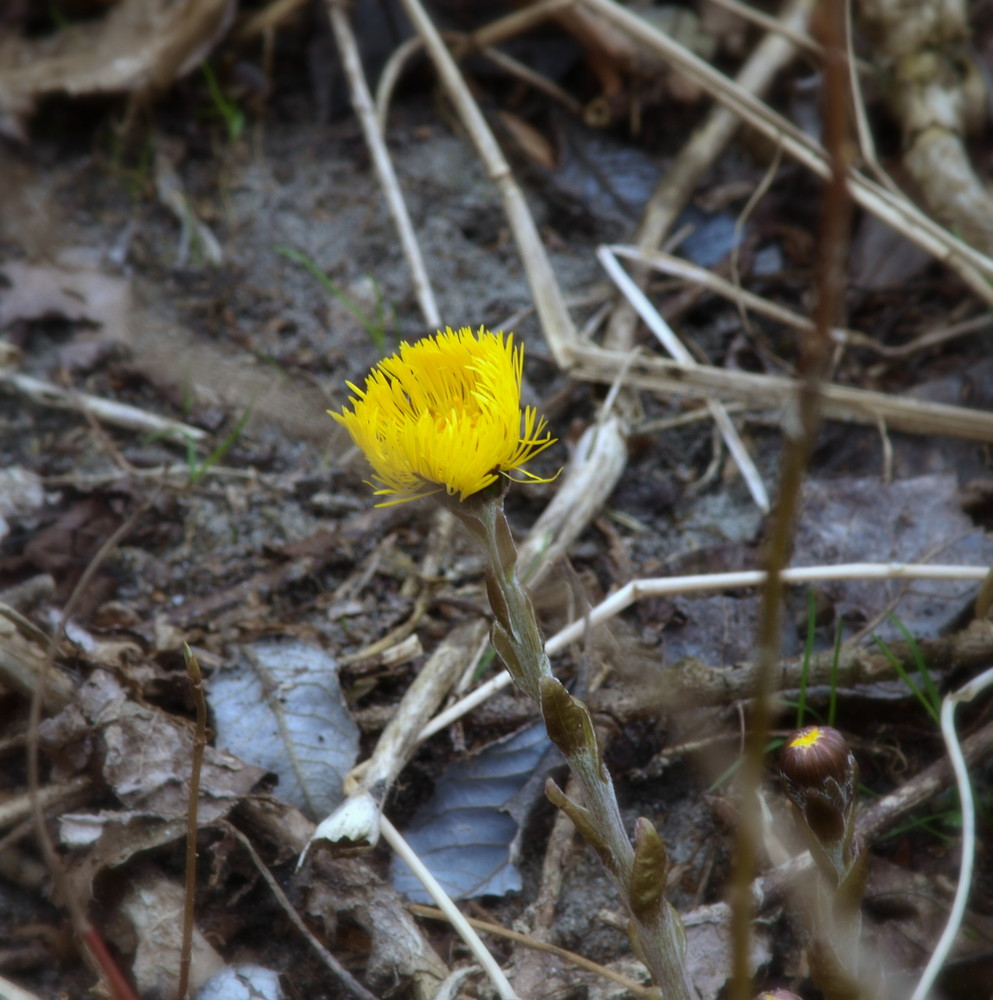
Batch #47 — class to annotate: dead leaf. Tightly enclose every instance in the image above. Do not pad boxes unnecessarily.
[0,0,236,139]
[106,867,225,999]
[39,669,267,903]
[498,110,557,170]
[0,260,131,341]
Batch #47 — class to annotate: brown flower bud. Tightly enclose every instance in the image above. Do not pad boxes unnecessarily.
[780,726,859,876]
[781,726,851,790]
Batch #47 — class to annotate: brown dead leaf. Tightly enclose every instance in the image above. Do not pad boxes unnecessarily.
[498,110,558,170]
[106,867,225,1000]
[68,669,267,816]
[38,669,267,902]
[19,496,126,606]
[0,0,236,139]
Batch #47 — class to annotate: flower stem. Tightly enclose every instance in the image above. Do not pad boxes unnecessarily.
[455,498,693,1000]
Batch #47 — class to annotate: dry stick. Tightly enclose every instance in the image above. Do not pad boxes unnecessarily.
[177,647,207,1000]
[221,821,378,1000]
[460,0,577,51]
[419,565,991,739]
[396,0,579,367]
[2,372,207,446]
[609,244,914,352]
[705,0,823,55]
[597,245,770,512]
[570,343,993,442]
[326,0,440,329]
[375,0,578,131]
[380,816,520,1000]
[408,904,657,1000]
[603,0,817,352]
[0,778,91,834]
[578,0,993,304]
[26,503,150,1000]
[729,6,851,998]
[237,0,310,41]
[477,45,582,115]
[910,666,993,1000]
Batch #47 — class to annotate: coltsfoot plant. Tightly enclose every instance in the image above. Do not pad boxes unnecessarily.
[331,326,694,999]
[780,726,869,1000]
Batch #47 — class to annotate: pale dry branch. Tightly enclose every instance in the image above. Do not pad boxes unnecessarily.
[326,0,440,328]
[419,563,990,739]
[910,665,993,1000]
[380,816,520,1000]
[409,903,657,999]
[598,245,770,511]
[604,0,817,351]
[1,372,208,446]
[570,342,993,442]
[395,0,579,367]
[578,0,993,304]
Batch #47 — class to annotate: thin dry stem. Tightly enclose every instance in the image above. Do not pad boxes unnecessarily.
[396,0,579,366]
[3,372,207,445]
[729,6,851,996]
[409,904,657,999]
[326,0,439,328]
[178,647,207,1000]
[604,0,817,351]
[578,0,993,303]
[223,821,378,1000]
[380,816,520,1000]
[570,342,993,442]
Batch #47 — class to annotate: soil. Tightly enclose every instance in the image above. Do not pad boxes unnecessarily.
[1,4,993,1000]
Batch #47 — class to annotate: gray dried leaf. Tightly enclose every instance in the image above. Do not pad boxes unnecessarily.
[209,640,359,820]
[794,473,993,637]
[392,721,555,902]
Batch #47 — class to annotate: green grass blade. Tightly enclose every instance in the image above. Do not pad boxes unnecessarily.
[189,403,254,486]
[888,614,941,714]
[796,589,817,728]
[872,633,940,725]
[274,244,385,349]
[828,620,843,727]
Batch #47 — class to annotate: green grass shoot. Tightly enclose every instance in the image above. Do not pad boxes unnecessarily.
[186,404,254,486]
[274,244,389,350]
[872,631,941,725]
[200,62,245,142]
[887,614,942,714]
[795,589,817,728]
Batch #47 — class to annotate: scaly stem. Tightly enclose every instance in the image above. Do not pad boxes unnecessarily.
[452,498,693,1000]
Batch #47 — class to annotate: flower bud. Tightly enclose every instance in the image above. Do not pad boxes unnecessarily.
[781,726,852,791]
[780,726,859,879]
[754,990,806,1000]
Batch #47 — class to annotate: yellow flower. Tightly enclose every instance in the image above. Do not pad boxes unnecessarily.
[331,326,556,505]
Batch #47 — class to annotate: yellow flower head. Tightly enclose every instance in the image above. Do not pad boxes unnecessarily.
[331,326,556,505]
